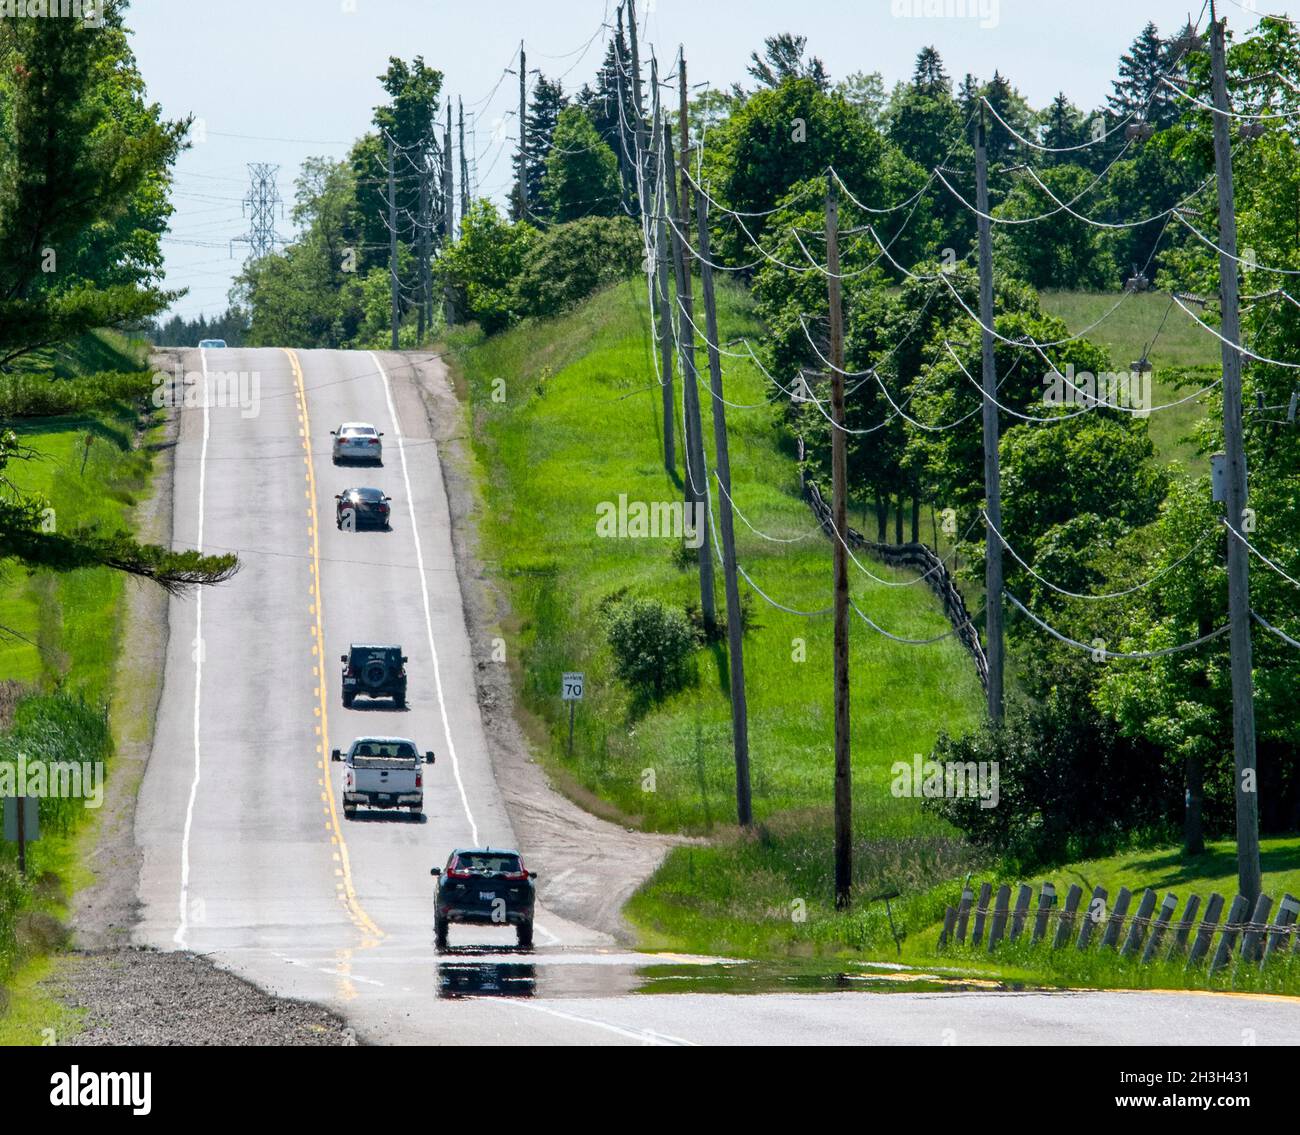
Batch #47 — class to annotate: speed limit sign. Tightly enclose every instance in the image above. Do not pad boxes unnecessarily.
[561,672,584,700]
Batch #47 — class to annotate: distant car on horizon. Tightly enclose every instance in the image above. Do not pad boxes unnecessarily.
[331,422,383,464]
[197,338,227,349]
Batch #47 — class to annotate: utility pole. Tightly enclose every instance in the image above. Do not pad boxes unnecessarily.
[627,0,650,225]
[458,97,470,224]
[517,42,528,220]
[651,56,675,474]
[1210,4,1260,904]
[697,187,752,827]
[387,134,399,350]
[417,148,429,342]
[664,120,715,627]
[613,12,635,212]
[443,102,456,327]
[826,177,851,911]
[974,107,1004,722]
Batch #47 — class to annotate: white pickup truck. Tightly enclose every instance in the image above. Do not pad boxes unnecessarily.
[331,736,435,818]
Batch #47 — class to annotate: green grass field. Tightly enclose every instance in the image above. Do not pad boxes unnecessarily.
[1039,290,1220,470]
[447,279,986,836]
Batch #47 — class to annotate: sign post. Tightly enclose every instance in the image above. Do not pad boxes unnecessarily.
[561,671,584,756]
[3,795,41,877]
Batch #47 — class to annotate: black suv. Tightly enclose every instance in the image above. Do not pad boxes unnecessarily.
[341,644,407,708]
[431,848,537,949]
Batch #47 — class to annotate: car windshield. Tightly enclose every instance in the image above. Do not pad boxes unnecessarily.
[453,853,522,875]
[352,489,384,501]
[341,426,375,437]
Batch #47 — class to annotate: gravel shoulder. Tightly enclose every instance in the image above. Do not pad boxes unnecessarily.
[45,949,355,1046]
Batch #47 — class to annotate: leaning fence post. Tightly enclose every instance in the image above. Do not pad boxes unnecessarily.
[1053,884,1083,949]
[1142,893,1179,964]
[1009,884,1032,942]
[971,882,993,946]
[1187,893,1224,968]
[940,905,957,948]
[1122,889,1158,957]
[1209,895,1250,975]
[1077,886,1108,949]
[1240,894,1273,964]
[988,884,1011,951]
[1101,887,1132,949]
[956,886,974,945]
[1169,894,1201,960]
[1262,894,1298,965]
[1031,882,1057,945]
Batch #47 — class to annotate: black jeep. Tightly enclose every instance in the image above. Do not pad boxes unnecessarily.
[340,644,407,708]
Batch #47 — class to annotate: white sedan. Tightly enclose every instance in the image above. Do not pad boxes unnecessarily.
[331,422,383,464]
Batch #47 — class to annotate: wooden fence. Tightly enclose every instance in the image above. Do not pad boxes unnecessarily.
[798,463,988,691]
[939,880,1300,973]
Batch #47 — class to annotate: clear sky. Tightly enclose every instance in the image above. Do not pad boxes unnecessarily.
[128,0,1294,322]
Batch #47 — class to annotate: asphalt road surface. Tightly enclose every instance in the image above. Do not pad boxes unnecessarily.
[133,347,1300,1045]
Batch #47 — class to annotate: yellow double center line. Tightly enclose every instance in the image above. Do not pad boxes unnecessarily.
[284,348,383,944]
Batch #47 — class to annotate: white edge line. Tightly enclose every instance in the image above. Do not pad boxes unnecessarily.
[501,999,696,1046]
[175,348,209,947]
[369,350,478,846]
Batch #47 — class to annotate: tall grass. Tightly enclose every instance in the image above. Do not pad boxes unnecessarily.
[447,278,985,835]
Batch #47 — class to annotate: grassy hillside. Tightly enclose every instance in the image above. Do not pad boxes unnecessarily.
[447,278,985,844]
[1039,290,1219,470]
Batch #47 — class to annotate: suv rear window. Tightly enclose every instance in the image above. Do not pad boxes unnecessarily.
[453,852,522,875]
[351,740,417,764]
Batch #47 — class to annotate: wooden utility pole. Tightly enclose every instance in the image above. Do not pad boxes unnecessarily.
[697,186,752,827]
[417,146,429,342]
[517,42,528,220]
[651,56,675,474]
[626,0,649,222]
[458,97,470,224]
[974,108,1004,722]
[663,120,715,627]
[443,102,456,327]
[826,177,851,910]
[387,133,399,350]
[1210,4,1260,904]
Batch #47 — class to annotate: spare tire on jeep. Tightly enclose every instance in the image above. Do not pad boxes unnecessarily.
[341,644,408,708]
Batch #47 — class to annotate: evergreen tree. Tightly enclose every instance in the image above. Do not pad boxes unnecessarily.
[512,75,568,221]
[1040,92,1087,164]
[744,33,829,92]
[540,107,622,222]
[1109,22,1177,128]
[911,45,949,97]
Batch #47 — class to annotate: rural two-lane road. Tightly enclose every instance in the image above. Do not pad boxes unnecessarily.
[130,347,1299,1045]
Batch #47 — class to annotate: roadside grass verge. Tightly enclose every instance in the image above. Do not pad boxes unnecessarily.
[630,823,1300,994]
[1038,290,1218,470]
[0,340,162,1038]
[445,277,985,835]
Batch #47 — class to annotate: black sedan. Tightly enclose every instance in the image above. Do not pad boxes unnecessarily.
[335,487,391,530]
[431,848,537,949]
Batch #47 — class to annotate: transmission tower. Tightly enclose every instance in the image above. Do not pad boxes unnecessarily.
[232,163,284,260]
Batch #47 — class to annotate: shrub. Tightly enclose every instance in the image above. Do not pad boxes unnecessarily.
[605,597,697,703]
[512,216,642,320]
[921,694,1173,872]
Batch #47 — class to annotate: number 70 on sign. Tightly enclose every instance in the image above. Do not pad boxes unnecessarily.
[561,672,584,700]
